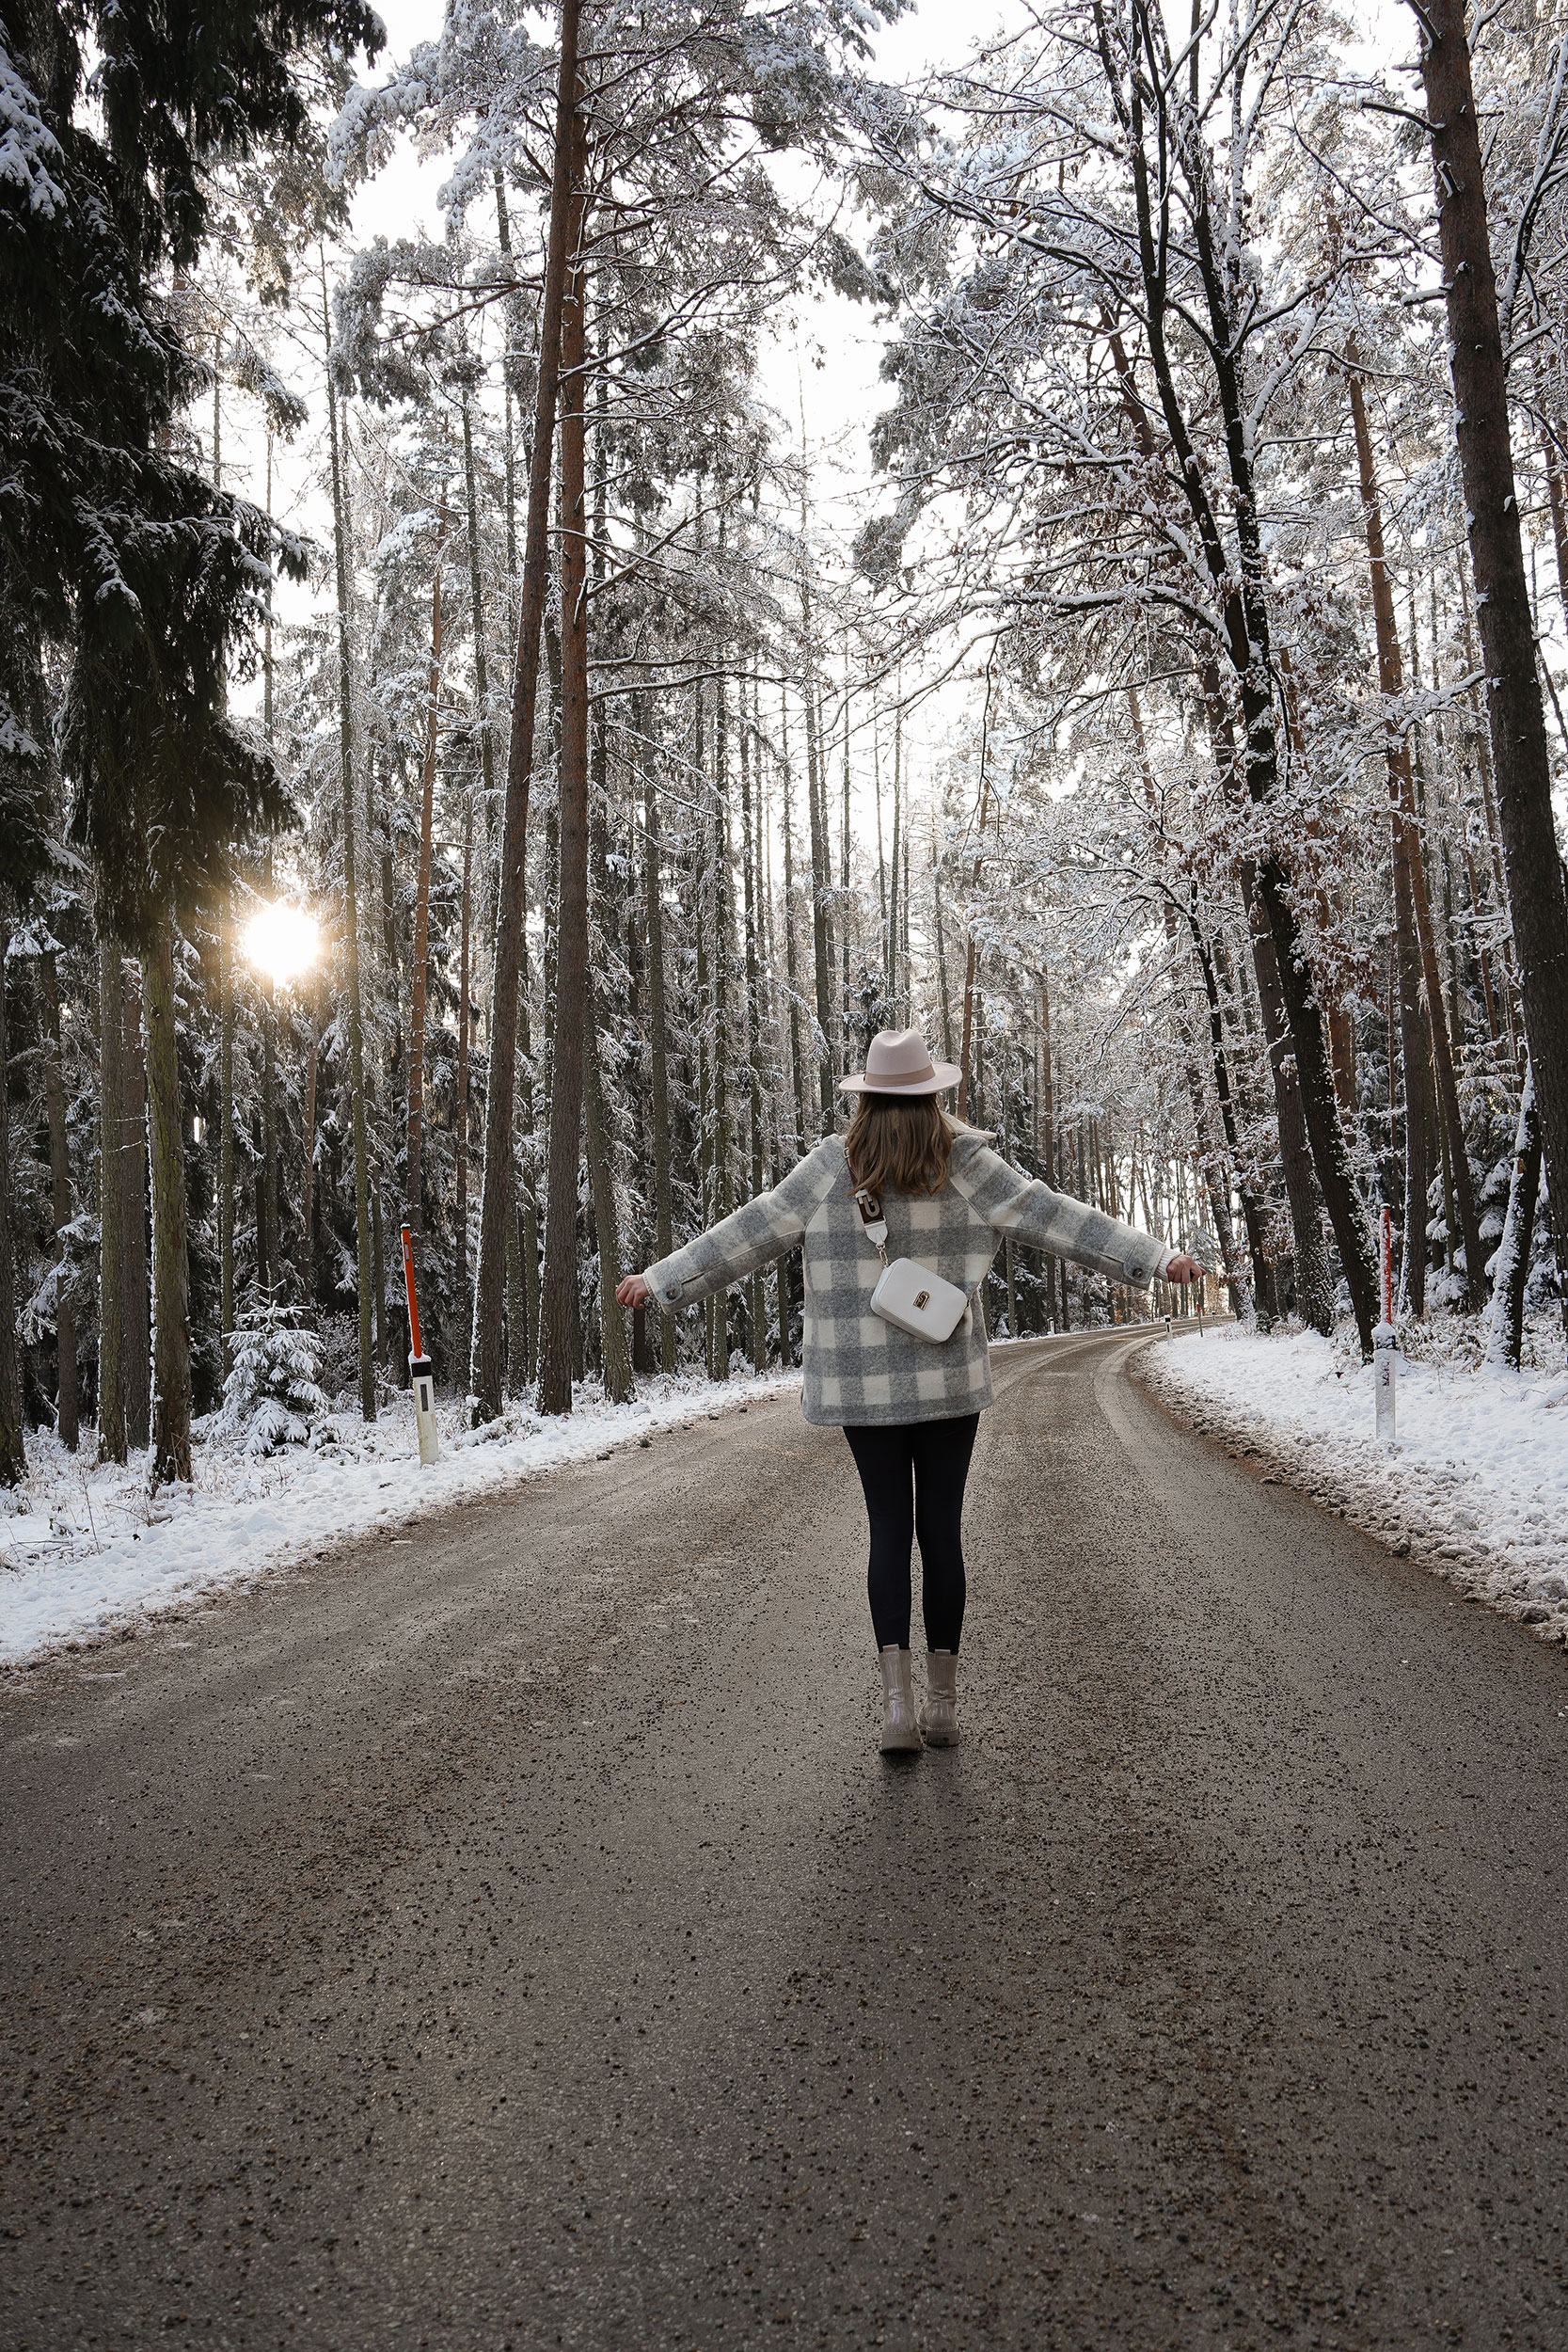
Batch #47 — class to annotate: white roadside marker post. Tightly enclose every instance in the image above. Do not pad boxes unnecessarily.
[400,1222,440,1468]
[1373,1205,1397,1444]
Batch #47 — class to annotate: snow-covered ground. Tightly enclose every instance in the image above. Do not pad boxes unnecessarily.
[0,1371,800,1670]
[1141,1319,1568,1636]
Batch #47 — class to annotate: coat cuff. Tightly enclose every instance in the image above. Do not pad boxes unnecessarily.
[643,1251,691,1309]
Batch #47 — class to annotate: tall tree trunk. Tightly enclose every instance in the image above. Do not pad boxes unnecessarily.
[536,111,589,1416]
[219,911,235,1362]
[1345,363,1433,1316]
[324,261,376,1423]
[874,707,887,948]
[1234,862,1338,1332]
[261,445,281,1303]
[462,389,497,822]
[1161,905,1246,1318]
[299,977,319,1310]
[692,688,715,1376]
[495,167,520,629]
[473,0,583,1420]
[519,936,541,1389]
[740,679,768,1370]
[780,701,809,1158]
[583,641,631,1401]
[1037,971,1061,1329]
[1186,909,1261,1326]
[406,499,447,1303]
[1275,644,1357,1128]
[1456,568,1519,1037]
[1417,0,1568,1328]
[122,966,150,1449]
[40,948,79,1450]
[0,921,24,1484]
[800,582,833,1128]
[510,1195,533,1392]
[582,1003,631,1401]
[260,978,279,1297]
[1485,1058,1542,1369]
[458,381,493,1353]
[456,793,473,1332]
[1543,411,1568,625]
[887,701,902,1005]
[932,841,955,1065]
[1408,714,1485,1307]
[372,1153,389,1374]
[841,655,853,1036]
[1192,675,1337,1331]
[641,728,675,1371]
[97,921,127,1463]
[142,921,191,1483]
[957,674,995,1122]
[711,680,735,1381]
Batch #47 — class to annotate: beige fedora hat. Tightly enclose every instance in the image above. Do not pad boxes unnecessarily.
[840,1025,962,1098]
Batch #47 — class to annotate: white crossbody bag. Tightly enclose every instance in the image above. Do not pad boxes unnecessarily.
[852,1187,974,1343]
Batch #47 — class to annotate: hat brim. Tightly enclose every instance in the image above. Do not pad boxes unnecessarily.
[839,1062,961,1097]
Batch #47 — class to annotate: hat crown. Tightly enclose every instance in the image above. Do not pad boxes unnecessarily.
[840,1025,958,1096]
[864,1027,935,1084]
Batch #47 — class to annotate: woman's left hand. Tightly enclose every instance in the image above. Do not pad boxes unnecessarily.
[1164,1253,1204,1285]
[616,1273,652,1308]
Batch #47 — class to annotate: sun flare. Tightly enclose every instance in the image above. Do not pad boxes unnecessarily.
[243,902,318,987]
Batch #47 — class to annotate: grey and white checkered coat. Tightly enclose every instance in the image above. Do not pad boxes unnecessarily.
[643,1133,1172,1427]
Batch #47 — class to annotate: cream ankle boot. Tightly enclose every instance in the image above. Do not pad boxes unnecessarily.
[878,1645,923,1754]
[920,1650,959,1746]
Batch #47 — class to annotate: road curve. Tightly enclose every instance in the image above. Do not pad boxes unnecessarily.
[4,1328,1566,2350]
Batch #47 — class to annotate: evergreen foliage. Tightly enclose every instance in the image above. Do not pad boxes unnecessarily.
[215,1297,330,1453]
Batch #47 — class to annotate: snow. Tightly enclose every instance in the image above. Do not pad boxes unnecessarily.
[1141,1320,1568,1636]
[0,47,67,220]
[0,1371,800,1671]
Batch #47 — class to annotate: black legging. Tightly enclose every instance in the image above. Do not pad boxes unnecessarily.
[843,1413,979,1654]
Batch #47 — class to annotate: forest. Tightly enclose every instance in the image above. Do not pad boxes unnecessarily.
[3,0,1567,1488]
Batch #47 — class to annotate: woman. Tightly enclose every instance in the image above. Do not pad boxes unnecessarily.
[617,1026,1201,1756]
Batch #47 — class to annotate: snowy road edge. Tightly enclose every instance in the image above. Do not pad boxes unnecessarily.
[0,1373,803,1677]
[1132,1335,1568,1649]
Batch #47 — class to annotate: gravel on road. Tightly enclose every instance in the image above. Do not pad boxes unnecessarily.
[4,1329,1566,2350]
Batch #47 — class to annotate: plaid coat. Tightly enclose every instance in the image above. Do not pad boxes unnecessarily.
[643,1134,1173,1427]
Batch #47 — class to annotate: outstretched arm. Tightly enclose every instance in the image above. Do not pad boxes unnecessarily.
[951,1142,1197,1290]
[628,1142,841,1313]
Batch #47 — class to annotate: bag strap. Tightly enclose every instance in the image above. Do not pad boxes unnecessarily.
[852,1185,890,1266]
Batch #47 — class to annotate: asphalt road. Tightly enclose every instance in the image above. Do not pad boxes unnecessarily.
[5,1327,1567,2351]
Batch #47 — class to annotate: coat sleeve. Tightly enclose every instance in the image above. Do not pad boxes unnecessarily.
[948,1141,1173,1289]
[642,1142,841,1311]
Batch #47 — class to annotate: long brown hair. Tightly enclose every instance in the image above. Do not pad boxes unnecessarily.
[844,1092,956,1198]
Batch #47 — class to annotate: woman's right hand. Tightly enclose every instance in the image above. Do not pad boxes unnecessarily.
[616,1273,652,1308]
